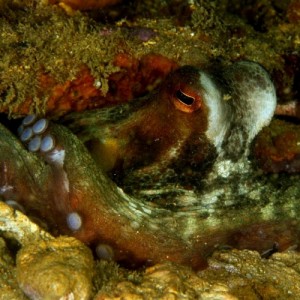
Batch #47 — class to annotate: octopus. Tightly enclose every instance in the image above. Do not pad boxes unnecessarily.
[1,60,300,270]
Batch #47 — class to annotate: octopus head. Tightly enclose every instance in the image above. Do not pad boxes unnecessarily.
[161,62,276,157]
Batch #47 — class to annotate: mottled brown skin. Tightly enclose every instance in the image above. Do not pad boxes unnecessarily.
[1,114,300,269]
[0,122,209,268]
[76,66,215,190]
[1,65,299,270]
[0,67,217,269]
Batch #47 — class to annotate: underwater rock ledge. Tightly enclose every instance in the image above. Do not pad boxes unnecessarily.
[0,0,299,116]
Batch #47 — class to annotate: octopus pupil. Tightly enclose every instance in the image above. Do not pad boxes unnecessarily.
[175,89,195,106]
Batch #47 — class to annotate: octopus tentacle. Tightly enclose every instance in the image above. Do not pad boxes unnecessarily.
[18,116,71,215]
[7,119,205,266]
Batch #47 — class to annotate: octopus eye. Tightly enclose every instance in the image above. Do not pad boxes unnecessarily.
[172,87,202,113]
[175,89,195,106]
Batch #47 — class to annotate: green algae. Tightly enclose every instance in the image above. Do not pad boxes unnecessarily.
[0,2,120,115]
[1,0,299,117]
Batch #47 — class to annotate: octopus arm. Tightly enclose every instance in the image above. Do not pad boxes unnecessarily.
[64,95,150,140]
[0,121,207,268]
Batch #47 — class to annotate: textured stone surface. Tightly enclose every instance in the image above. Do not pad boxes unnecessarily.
[95,250,300,299]
[0,238,27,300]
[200,249,300,299]
[16,236,94,300]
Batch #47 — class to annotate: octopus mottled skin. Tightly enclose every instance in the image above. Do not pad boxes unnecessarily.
[3,61,299,269]
[66,62,276,198]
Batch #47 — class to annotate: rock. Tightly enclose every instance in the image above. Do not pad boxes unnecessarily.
[95,261,237,300]
[0,237,27,300]
[199,249,300,299]
[95,249,300,299]
[16,236,94,300]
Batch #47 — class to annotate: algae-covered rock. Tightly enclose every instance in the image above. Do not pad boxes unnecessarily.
[95,250,300,299]
[95,261,237,300]
[0,237,27,300]
[0,0,299,116]
[200,249,300,299]
[16,236,94,300]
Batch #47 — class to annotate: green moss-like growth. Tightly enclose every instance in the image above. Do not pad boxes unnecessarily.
[1,0,299,116]
[0,1,120,115]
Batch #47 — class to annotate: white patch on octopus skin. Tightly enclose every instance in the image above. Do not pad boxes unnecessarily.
[61,169,70,194]
[225,61,277,147]
[0,163,13,195]
[47,149,66,165]
[47,149,70,194]
[47,149,65,167]
[199,71,232,152]
[0,185,13,195]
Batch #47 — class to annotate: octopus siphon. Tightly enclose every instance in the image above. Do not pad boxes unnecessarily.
[1,61,300,269]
